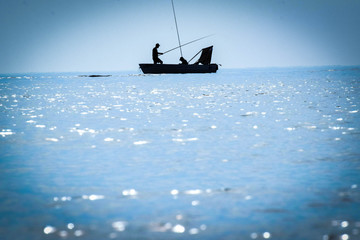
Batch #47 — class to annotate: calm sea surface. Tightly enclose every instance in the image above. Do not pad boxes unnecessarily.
[0,67,360,240]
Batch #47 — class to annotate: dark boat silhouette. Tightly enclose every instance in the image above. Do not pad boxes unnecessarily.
[139,63,218,74]
[139,0,218,74]
[140,46,218,74]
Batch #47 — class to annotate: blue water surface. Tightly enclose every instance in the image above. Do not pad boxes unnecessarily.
[0,66,360,240]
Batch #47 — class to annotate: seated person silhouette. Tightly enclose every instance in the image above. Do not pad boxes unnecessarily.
[152,43,163,64]
[179,57,188,65]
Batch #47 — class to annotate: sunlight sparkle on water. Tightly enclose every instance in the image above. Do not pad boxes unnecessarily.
[172,224,185,233]
[112,221,128,232]
[133,140,150,145]
[74,230,84,237]
[263,232,271,239]
[89,194,105,201]
[341,221,349,228]
[67,223,74,230]
[341,234,349,240]
[170,189,179,195]
[122,189,138,196]
[189,228,200,234]
[45,138,59,142]
[59,230,68,238]
[0,129,14,137]
[43,226,56,234]
[1,67,359,240]
[184,189,203,195]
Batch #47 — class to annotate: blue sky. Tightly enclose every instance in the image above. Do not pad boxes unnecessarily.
[0,0,359,73]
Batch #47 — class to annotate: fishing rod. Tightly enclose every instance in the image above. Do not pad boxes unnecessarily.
[171,0,183,57]
[162,34,214,55]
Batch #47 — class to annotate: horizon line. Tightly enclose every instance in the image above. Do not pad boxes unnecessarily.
[1,64,360,76]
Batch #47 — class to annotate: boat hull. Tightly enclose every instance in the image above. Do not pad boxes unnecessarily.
[139,63,218,74]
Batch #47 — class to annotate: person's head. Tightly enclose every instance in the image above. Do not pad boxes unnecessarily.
[156,43,160,48]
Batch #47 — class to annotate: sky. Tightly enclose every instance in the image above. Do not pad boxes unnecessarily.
[0,0,360,73]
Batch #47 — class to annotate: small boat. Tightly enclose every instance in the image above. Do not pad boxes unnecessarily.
[139,0,219,74]
[140,46,218,74]
[139,63,218,74]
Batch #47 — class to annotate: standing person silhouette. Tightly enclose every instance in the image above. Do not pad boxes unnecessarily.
[152,43,163,64]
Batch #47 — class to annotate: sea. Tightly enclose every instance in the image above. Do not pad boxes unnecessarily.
[0,66,359,240]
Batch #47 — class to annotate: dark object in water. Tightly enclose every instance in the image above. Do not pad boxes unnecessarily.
[141,0,218,74]
[139,63,218,74]
[78,75,111,78]
[140,46,218,74]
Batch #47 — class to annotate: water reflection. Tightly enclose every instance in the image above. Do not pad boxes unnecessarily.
[0,67,359,239]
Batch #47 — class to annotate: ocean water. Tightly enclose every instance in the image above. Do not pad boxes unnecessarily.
[0,66,359,240]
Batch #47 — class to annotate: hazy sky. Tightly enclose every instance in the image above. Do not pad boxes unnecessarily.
[1,0,359,73]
